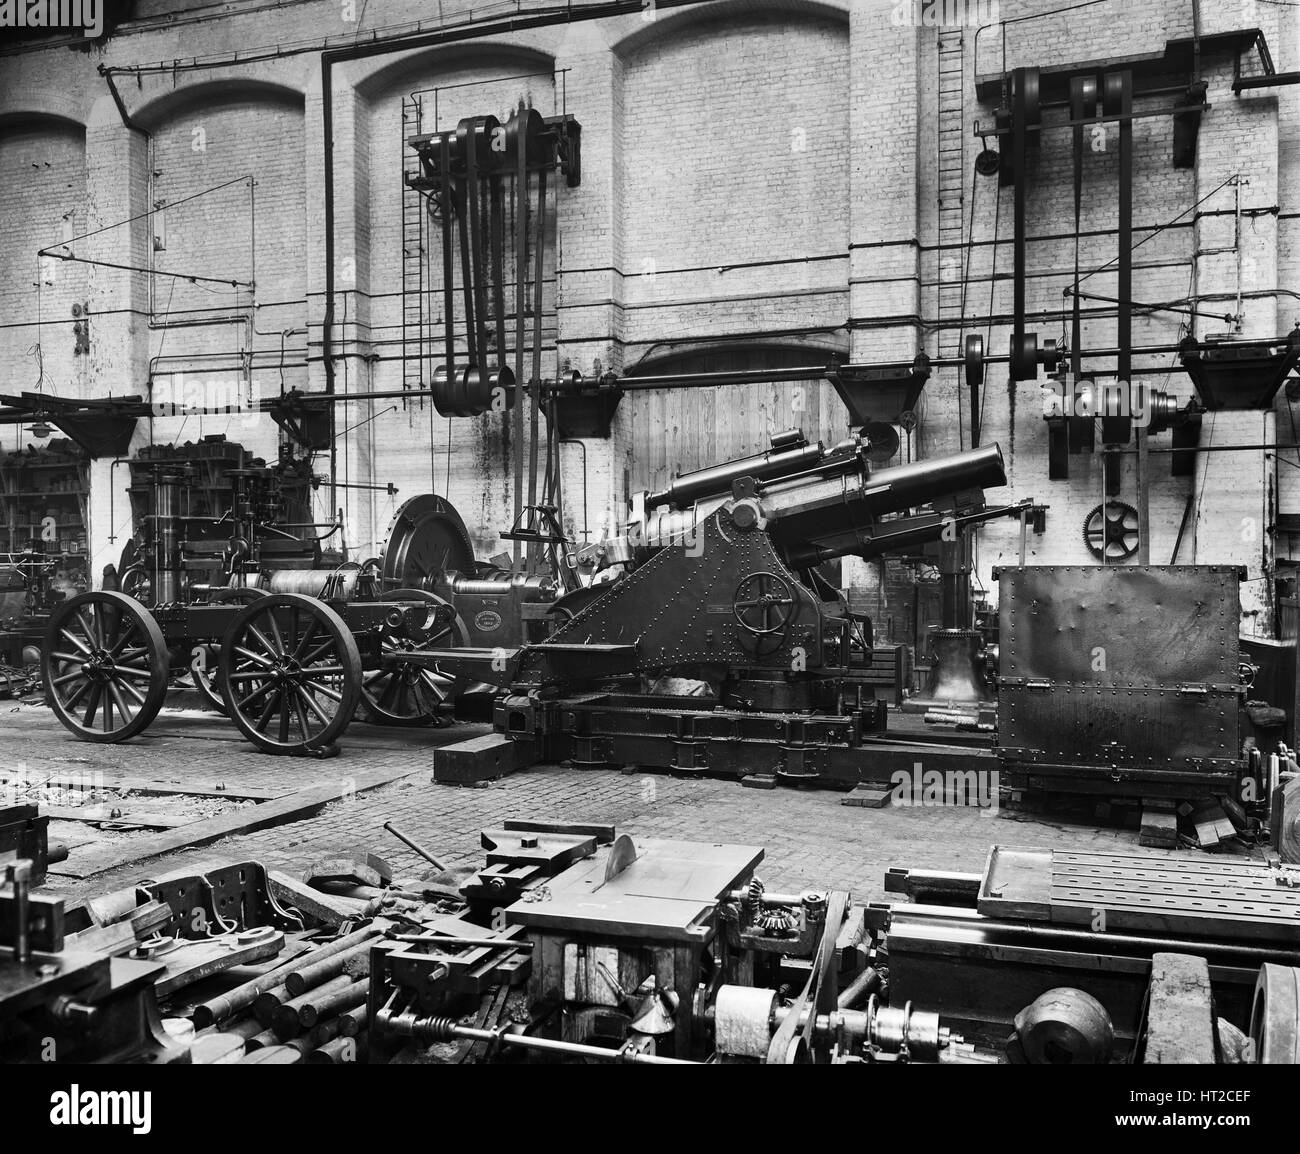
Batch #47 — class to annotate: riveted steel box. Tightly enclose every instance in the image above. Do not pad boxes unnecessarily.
[994,566,1243,790]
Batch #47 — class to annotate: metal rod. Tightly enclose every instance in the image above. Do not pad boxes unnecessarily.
[449,1024,693,1064]
[387,935,534,949]
[513,132,529,573]
[836,967,882,1010]
[382,820,447,871]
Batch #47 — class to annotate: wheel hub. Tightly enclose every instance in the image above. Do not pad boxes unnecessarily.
[269,656,303,683]
[81,649,115,680]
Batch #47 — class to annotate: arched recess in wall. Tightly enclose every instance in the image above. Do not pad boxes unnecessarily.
[614,3,852,496]
[351,45,558,559]
[356,45,557,354]
[624,342,850,496]
[132,81,307,380]
[0,112,89,409]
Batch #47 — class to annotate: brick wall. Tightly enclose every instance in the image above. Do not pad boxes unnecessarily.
[0,0,1298,633]
[0,116,88,430]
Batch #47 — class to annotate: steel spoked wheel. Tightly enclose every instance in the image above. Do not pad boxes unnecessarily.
[187,588,269,715]
[361,589,469,727]
[42,590,169,743]
[218,593,362,755]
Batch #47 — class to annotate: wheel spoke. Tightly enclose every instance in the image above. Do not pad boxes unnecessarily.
[295,685,332,726]
[265,609,286,655]
[49,651,86,666]
[301,639,336,666]
[254,688,283,733]
[116,667,155,682]
[236,680,277,711]
[305,664,345,676]
[76,609,102,649]
[118,678,147,706]
[311,682,344,703]
[62,678,91,711]
[232,645,273,669]
[82,683,103,728]
[109,683,134,726]
[59,629,91,656]
[110,623,139,658]
[290,692,312,740]
[50,670,84,688]
[278,698,290,743]
[246,622,282,661]
[292,616,321,661]
[378,674,403,711]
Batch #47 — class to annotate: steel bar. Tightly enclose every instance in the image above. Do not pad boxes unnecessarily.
[252,982,291,1025]
[306,1034,365,1064]
[513,138,529,572]
[284,929,383,996]
[382,820,447,872]
[270,973,356,1040]
[192,941,321,1028]
[291,976,367,1033]
[445,1024,694,1064]
[387,935,534,949]
[837,968,882,1010]
[337,1005,367,1038]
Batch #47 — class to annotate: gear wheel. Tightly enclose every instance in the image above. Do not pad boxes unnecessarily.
[745,876,766,922]
[757,907,798,937]
[1083,501,1140,562]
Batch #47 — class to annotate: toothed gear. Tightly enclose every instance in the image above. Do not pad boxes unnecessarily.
[1083,500,1140,562]
[757,907,797,936]
[745,876,765,922]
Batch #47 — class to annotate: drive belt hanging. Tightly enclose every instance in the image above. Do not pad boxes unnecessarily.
[1069,74,1097,459]
[1103,70,1134,497]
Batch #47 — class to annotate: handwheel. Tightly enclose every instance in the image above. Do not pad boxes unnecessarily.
[218,593,362,755]
[733,572,797,636]
[360,589,469,727]
[186,588,269,716]
[42,590,169,743]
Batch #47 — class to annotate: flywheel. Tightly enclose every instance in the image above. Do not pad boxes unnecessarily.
[378,495,477,591]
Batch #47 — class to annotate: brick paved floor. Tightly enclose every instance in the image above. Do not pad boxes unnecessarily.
[0,700,1260,907]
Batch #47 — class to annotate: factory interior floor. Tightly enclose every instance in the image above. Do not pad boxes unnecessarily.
[2,698,1263,906]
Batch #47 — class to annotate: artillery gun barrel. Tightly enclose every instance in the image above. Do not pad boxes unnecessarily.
[614,442,1006,563]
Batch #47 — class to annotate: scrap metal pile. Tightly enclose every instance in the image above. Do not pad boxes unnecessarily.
[3,818,1298,1065]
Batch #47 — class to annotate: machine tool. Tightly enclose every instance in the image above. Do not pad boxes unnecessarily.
[366,820,1300,1065]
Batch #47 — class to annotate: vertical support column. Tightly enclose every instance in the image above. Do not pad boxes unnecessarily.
[84,96,149,587]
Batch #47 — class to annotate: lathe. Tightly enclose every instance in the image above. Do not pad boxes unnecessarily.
[426,427,1037,789]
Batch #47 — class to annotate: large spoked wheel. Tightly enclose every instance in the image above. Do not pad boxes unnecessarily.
[361,589,469,727]
[42,590,169,743]
[218,593,362,755]
[186,588,269,715]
